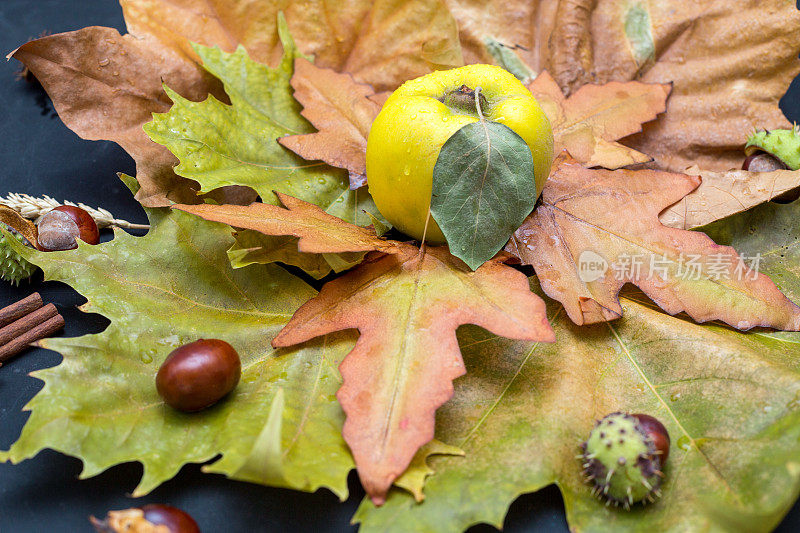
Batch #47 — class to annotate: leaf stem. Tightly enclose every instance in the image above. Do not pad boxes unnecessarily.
[418,205,432,260]
[474,86,485,122]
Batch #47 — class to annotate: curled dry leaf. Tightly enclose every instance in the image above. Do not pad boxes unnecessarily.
[279,58,382,189]
[175,193,399,256]
[528,71,671,169]
[507,153,800,330]
[272,243,554,505]
[0,205,38,249]
[660,166,800,230]
[227,232,337,280]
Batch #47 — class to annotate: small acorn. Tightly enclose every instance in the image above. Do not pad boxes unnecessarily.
[744,127,800,171]
[90,504,200,533]
[579,412,670,509]
[37,205,99,251]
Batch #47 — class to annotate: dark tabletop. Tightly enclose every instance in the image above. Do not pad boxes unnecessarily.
[1,1,799,532]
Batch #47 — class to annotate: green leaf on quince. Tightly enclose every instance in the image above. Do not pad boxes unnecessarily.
[431,118,536,270]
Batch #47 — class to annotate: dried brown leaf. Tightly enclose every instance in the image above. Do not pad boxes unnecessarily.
[508,153,800,330]
[528,70,670,168]
[11,28,225,207]
[120,0,463,91]
[279,59,381,189]
[660,167,800,230]
[445,0,565,76]
[552,0,800,172]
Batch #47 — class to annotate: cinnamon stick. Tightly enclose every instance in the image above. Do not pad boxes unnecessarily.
[0,303,58,345]
[0,314,64,365]
[0,293,43,328]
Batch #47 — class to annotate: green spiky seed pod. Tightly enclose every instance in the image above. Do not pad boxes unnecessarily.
[580,412,668,509]
[0,227,37,285]
[745,127,800,170]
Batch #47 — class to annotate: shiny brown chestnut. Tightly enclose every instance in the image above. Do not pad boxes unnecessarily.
[37,205,99,251]
[90,504,199,533]
[156,339,241,412]
[742,152,787,173]
[141,504,200,533]
[632,413,671,463]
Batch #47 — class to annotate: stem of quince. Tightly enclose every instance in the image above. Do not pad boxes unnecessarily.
[440,85,488,118]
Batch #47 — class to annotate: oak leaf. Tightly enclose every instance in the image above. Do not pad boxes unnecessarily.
[659,166,800,230]
[272,244,554,505]
[507,153,800,330]
[178,192,388,278]
[278,58,382,189]
[528,71,671,169]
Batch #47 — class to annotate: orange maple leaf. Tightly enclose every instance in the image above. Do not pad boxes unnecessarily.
[176,195,555,505]
[279,59,382,189]
[508,152,800,330]
[528,71,671,169]
[272,244,554,505]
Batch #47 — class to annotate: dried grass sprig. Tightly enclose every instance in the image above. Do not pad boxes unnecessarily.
[0,193,149,230]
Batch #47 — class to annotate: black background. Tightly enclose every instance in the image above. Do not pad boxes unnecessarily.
[1,1,799,531]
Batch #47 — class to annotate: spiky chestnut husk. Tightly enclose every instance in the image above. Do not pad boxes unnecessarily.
[580,412,669,509]
[0,226,37,285]
[745,127,800,170]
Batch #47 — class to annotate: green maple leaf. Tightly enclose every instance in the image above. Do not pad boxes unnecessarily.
[143,14,380,229]
[0,179,356,498]
[355,202,800,531]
